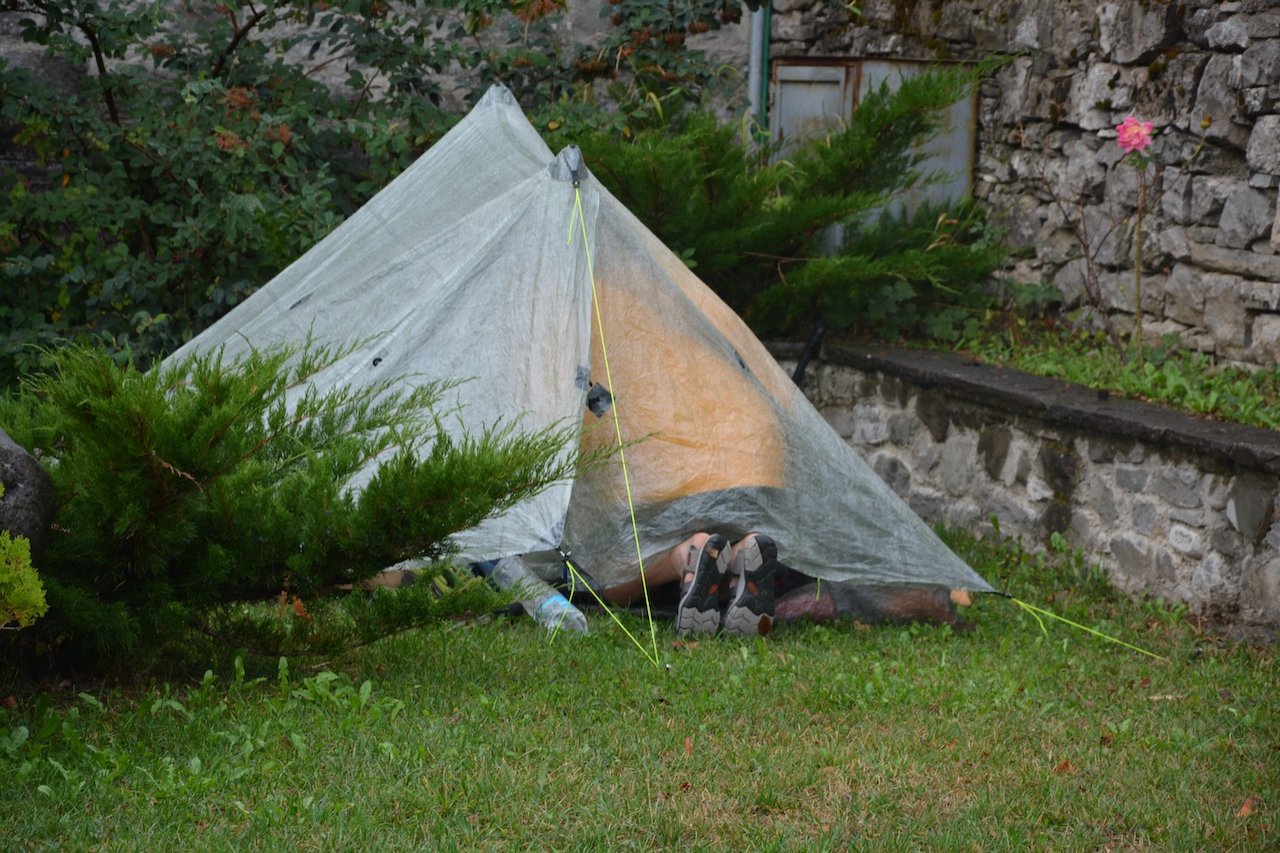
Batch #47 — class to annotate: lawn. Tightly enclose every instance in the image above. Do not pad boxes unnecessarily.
[2,533,1275,851]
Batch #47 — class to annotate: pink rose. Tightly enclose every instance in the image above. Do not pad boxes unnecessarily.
[1115,116,1154,154]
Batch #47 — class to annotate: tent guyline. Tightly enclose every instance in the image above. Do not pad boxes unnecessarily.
[565,174,661,668]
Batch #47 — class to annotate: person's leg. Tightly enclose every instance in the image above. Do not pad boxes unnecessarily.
[674,533,730,636]
[597,533,711,608]
[775,581,970,629]
[723,532,778,636]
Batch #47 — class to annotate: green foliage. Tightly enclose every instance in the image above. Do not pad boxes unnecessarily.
[961,325,1280,430]
[752,200,1008,340]
[572,63,1008,338]
[0,481,49,627]
[0,340,576,668]
[0,0,731,387]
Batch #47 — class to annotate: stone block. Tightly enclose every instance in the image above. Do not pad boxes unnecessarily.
[1026,470,1055,502]
[1082,470,1119,527]
[1154,546,1179,585]
[1158,226,1192,262]
[1239,556,1280,624]
[1116,465,1149,493]
[1251,313,1280,366]
[1169,523,1205,557]
[1098,1,1178,64]
[872,453,911,497]
[851,402,889,446]
[1235,44,1280,89]
[1246,115,1280,174]
[1067,63,1133,131]
[1038,499,1073,538]
[1132,500,1159,535]
[1242,87,1272,118]
[1226,473,1277,544]
[1248,8,1280,39]
[977,426,1012,482]
[887,412,920,445]
[1210,528,1244,559]
[1202,273,1250,351]
[1191,553,1240,612]
[938,433,979,497]
[1038,442,1079,495]
[772,11,817,43]
[822,407,855,440]
[1161,263,1207,325]
[1151,465,1205,509]
[1110,534,1151,578]
[1205,16,1250,50]
[915,390,951,443]
[906,488,947,523]
[1194,54,1253,149]
[1189,240,1280,279]
[1190,174,1236,225]
[1217,186,1275,248]
[1160,171,1195,224]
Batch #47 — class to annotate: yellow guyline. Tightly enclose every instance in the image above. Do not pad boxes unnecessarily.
[560,182,662,668]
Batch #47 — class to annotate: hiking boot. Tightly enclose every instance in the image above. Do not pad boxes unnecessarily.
[723,534,777,637]
[675,534,729,637]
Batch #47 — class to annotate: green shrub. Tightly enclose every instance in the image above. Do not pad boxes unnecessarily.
[0,480,48,629]
[0,340,578,669]
[569,62,1009,339]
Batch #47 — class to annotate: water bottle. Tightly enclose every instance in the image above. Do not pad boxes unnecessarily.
[490,556,588,634]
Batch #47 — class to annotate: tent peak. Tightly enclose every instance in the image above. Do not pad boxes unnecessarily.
[550,145,585,186]
[476,82,517,107]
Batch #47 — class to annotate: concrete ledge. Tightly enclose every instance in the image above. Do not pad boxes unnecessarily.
[805,343,1280,476]
[771,341,1280,631]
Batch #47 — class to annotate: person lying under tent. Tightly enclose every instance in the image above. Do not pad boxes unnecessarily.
[370,532,971,636]
[591,532,972,638]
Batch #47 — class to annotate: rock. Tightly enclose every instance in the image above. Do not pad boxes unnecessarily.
[1194,53,1253,149]
[1274,196,1280,247]
[1245,115,1280,174]
[1189,174,1236,225]
[1250,313,1280,366]
[1067,63,1136,131]
[1098,1,1178,64]
[1234,42,1280,88]
[1189,239,1280,279]
[1203,273,1250,353]
[1162,263,1208,325]
[1205,16,1250,50]
[0,429,54,565]
[1217,186,1275,248]
[772,12,817,43]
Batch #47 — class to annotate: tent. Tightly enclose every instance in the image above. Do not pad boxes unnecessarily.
[168,84,993,597]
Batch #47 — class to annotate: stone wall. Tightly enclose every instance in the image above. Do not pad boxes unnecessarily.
[781,342,1280,633]
[771,0,1280,369]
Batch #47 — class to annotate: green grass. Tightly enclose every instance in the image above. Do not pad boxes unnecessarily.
[2,532,1276,850]
[960,326,1280,430]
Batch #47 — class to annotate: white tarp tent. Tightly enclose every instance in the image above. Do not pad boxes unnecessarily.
[169,84,993,595]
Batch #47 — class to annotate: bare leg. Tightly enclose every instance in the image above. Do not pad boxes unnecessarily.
[597,533,710,607]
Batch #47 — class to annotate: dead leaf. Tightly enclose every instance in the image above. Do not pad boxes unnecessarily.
[1053,759,1073,775]
[1237,796,1260,818]
[1099,732,1114,747]
[684,735,692,757]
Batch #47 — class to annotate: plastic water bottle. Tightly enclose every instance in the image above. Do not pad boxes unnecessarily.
[490,556,588,634]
